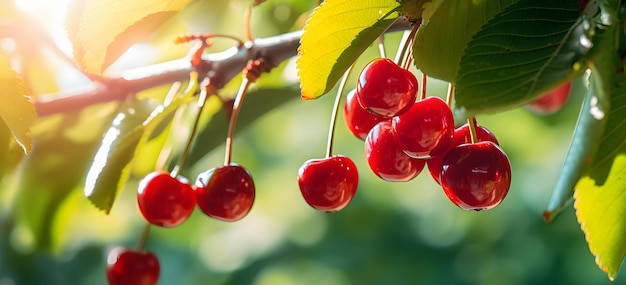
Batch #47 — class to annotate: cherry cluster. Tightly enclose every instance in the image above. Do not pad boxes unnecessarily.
[343,58,512,211]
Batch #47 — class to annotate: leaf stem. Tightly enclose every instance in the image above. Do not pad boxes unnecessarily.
[325,64,354,158]
[224,78,251,166]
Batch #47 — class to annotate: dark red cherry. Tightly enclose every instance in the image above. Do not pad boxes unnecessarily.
[365,121,425,181]
[195,164,255,222]
[343,89,389,140]
[392,96,454,159]
[356,58,418,118]
[526,82,571,115]
[440,141,511,211]
[297,155,358,212]
[106,247,160,285]
[137,171,196,227]
[427,123,499,184]
[578,0,589,11]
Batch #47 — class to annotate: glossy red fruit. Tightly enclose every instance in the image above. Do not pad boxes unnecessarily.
[440,141,511,211]
[137,171,196,227]
[365,121,425,181]
[106,247,160,285]
[427,123,499,184]
[298,155,358,212]
[392,96,454,159]
[526,82,571,115]
[356,58,418,118]
[343,89,389,140]
[578,0,589,11]
[195,164,255,222]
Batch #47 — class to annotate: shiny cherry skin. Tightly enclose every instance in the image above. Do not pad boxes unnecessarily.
[427,123,499,184]
[106,247,160,285]
[526,81,571,115]
[195,164,255,222]
[440,141,511,211]
[343,89,389,140]
[356,58,418,118]
[137,171,196,227]
[392,96,454,159]
[298,155,358,212]
[365,121,426,181]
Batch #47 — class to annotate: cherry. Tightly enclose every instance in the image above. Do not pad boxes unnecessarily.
[365,121,425,181]
[440,141,511,211]
[578,0,589,11]
[297,155,358,212]
[392,96,454,159]
[526,81,571,115]
[195,164,255,222]
[427,123,499,184]
[137,171,196,227]
[356,58,418,118]
[343,89,389,140]
[106,247,160,285]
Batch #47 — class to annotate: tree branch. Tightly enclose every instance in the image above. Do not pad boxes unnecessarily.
[33,20,412,117]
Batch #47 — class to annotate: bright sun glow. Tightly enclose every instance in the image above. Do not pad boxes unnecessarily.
[14,0,73,56]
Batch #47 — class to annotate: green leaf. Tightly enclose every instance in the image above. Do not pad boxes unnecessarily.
[0,53,37,153]
[412,0,515,82]
[70,0,193,73]
[454,0,590,117]
[543,80,605,222]
[84,95,193,212]
[574,154,626,280]
[297,0,400,100]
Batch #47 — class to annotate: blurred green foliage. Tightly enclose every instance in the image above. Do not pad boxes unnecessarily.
[0,0,620,284]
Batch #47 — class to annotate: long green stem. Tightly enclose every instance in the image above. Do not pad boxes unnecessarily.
[446,83,454,106]
[224,78,251,165]
[467,117,478,144]
[136,223,151,251]
[325,64,354,158]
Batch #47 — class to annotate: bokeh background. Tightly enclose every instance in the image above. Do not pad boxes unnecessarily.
[0,0,619,284]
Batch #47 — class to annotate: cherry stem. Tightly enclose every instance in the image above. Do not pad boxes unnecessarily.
[467,117,478,144]
[325,64,355,158]
[377,35,386,58]
[398,21,420,70]
[136,223,151,251]
[171,79,213,178]
[421,73,427,100]
[243,5,253,42]
[224,78,251,166]
[446,83,454,106]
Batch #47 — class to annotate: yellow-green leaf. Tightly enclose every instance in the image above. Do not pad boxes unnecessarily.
[297,0,400,100]
[575,154,626,280]
[0,53,36,153]
[72,0,192,73]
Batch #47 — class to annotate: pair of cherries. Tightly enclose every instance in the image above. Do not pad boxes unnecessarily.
[136,164,255,227]
[344,58,512,211]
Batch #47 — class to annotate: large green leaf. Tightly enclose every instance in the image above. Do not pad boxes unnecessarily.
[454,0,590,117]
[69,0,193,73]
[0,53,36,153]
[84,95,193,213]
[297,0,400,100]
[412,0,515,82]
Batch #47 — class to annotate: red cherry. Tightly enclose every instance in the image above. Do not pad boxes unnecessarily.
[365,121,425,181]
[578,0,589,11]
[392,96,454,159]
[440,141,511,211]
[356,58,418,118]
[526,82,571,115]
[194,164,255,222]
[297,155,358,212]
[106,247,160,285]
[427,123,499,184]
[343,89,389,140]
[137,171,196,227]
